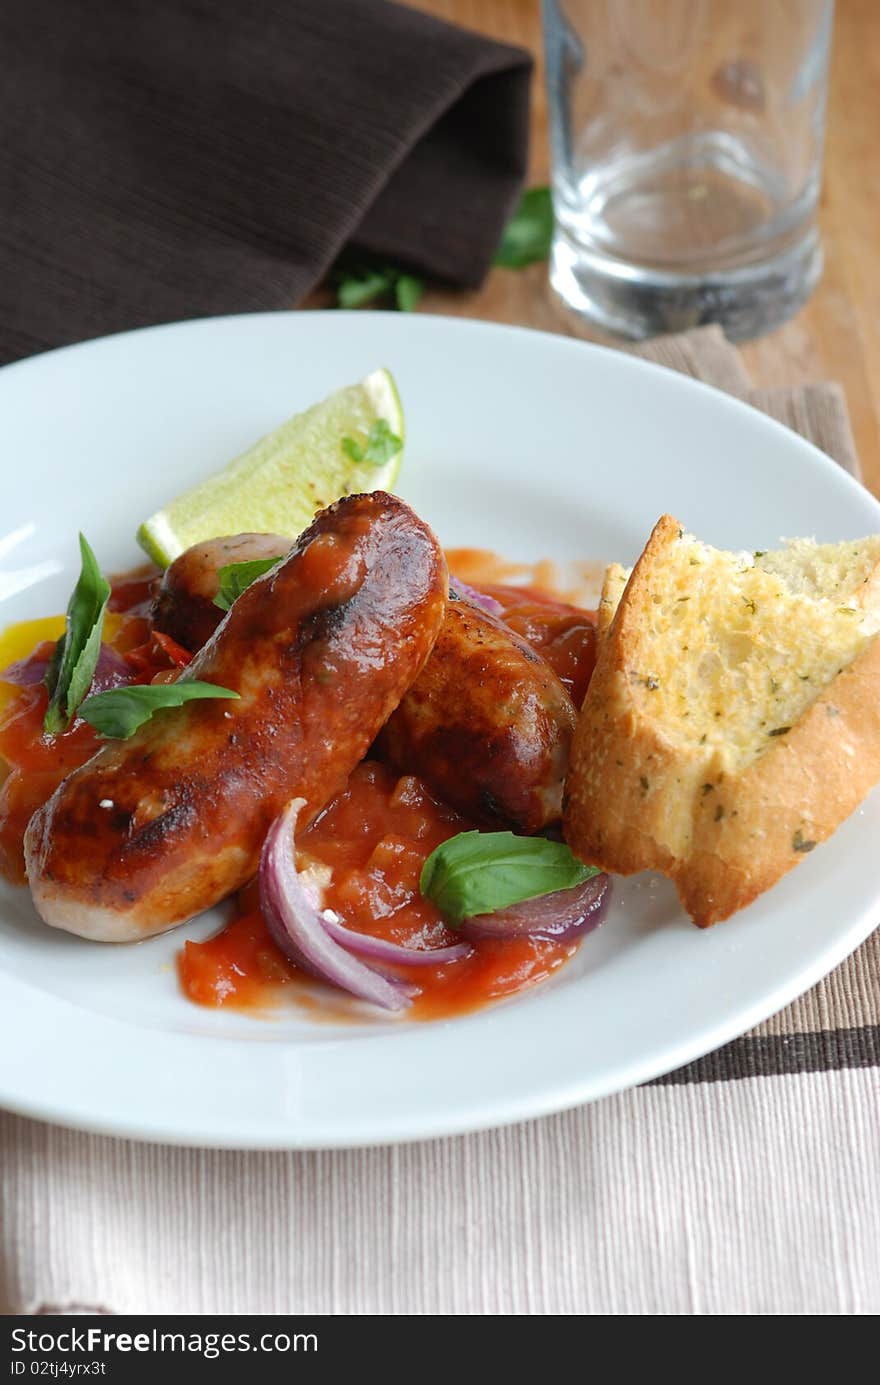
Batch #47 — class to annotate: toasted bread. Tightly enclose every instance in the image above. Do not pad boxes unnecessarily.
[564,515,880,925]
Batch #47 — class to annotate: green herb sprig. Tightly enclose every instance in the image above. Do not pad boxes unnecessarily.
[331,186,553,309]
[493,187,554,269]
[43,534,111,734]
[420,830,597,925]
[336,266,425,312]
[79,681,240,740]
[341,418,402,468]
[213,557,284,612]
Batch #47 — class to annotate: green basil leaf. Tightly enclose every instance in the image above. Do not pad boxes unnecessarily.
[420,830,598,925]
[341,418,403,468]
[335,263,424,312]
[336,269,396,309]
[394,274,424,312]
[43,534,111,734]
[79,681,240,740]
[493,187,554,269]
[213,556,283,612]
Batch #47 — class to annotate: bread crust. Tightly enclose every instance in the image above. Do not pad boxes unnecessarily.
[563,515,880,926]
[596,563,628,643]
[680,635,880,922]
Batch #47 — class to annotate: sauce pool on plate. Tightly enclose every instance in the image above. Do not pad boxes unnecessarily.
[0,553,599,1020]
[0,569,158,882]
[178,760,580,1020]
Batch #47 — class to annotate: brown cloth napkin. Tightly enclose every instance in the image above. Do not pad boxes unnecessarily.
[0,0,531,363]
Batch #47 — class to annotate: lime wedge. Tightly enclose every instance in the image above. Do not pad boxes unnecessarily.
[137,368,405,567]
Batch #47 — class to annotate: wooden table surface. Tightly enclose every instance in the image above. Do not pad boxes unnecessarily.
[408,0,880,494]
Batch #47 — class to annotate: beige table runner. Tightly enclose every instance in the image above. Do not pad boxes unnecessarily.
[1,326,878,1316]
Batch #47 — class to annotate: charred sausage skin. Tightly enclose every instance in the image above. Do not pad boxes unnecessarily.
[381,592,577,831]
[153,538,578,834]
[25,494,447,942]
[152,532,291,651]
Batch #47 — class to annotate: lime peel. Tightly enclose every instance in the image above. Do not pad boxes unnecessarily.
[137,368,405,567]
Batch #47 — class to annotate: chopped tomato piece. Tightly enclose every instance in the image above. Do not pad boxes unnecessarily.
[125,630,192,676]
[179,761,577,1020]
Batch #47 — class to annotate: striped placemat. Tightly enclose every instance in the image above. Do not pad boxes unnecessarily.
[1,327,877,1316]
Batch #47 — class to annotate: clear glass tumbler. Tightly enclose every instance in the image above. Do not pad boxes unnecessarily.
[543,0,834,339]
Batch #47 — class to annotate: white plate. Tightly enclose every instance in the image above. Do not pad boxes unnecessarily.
[1,311,877,1149]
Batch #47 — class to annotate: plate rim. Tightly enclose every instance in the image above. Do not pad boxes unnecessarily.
[0,308,877,1149]
[0,880,875,1150]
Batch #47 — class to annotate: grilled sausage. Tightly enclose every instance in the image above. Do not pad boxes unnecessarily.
[381,591,577,831]
[152,532,291,651]
[25,494,447,942]
[151,538,578,834]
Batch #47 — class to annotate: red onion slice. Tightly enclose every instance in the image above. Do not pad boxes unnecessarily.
[1,649,51,686]
[449,579,505,618]
[1,642,132,695]
[322,915,472,966]
[460,873,610,942]
[89,645,134,694]
[259,799,416,1012]
[258,801,600,1009]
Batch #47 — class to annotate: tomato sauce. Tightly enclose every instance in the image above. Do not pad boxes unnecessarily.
[179,761,577,1020]
[445,546,603,609]
[0,568,164,882]
[2,552,597,1022]
[106,564,156,616]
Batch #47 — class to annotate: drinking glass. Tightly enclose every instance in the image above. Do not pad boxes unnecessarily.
[543,0,834,339]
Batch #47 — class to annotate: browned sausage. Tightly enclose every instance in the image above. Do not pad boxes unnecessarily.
[152,532,290,651]
[151,539,578,834]
[380,591,577,831]
[25,494,447,941]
